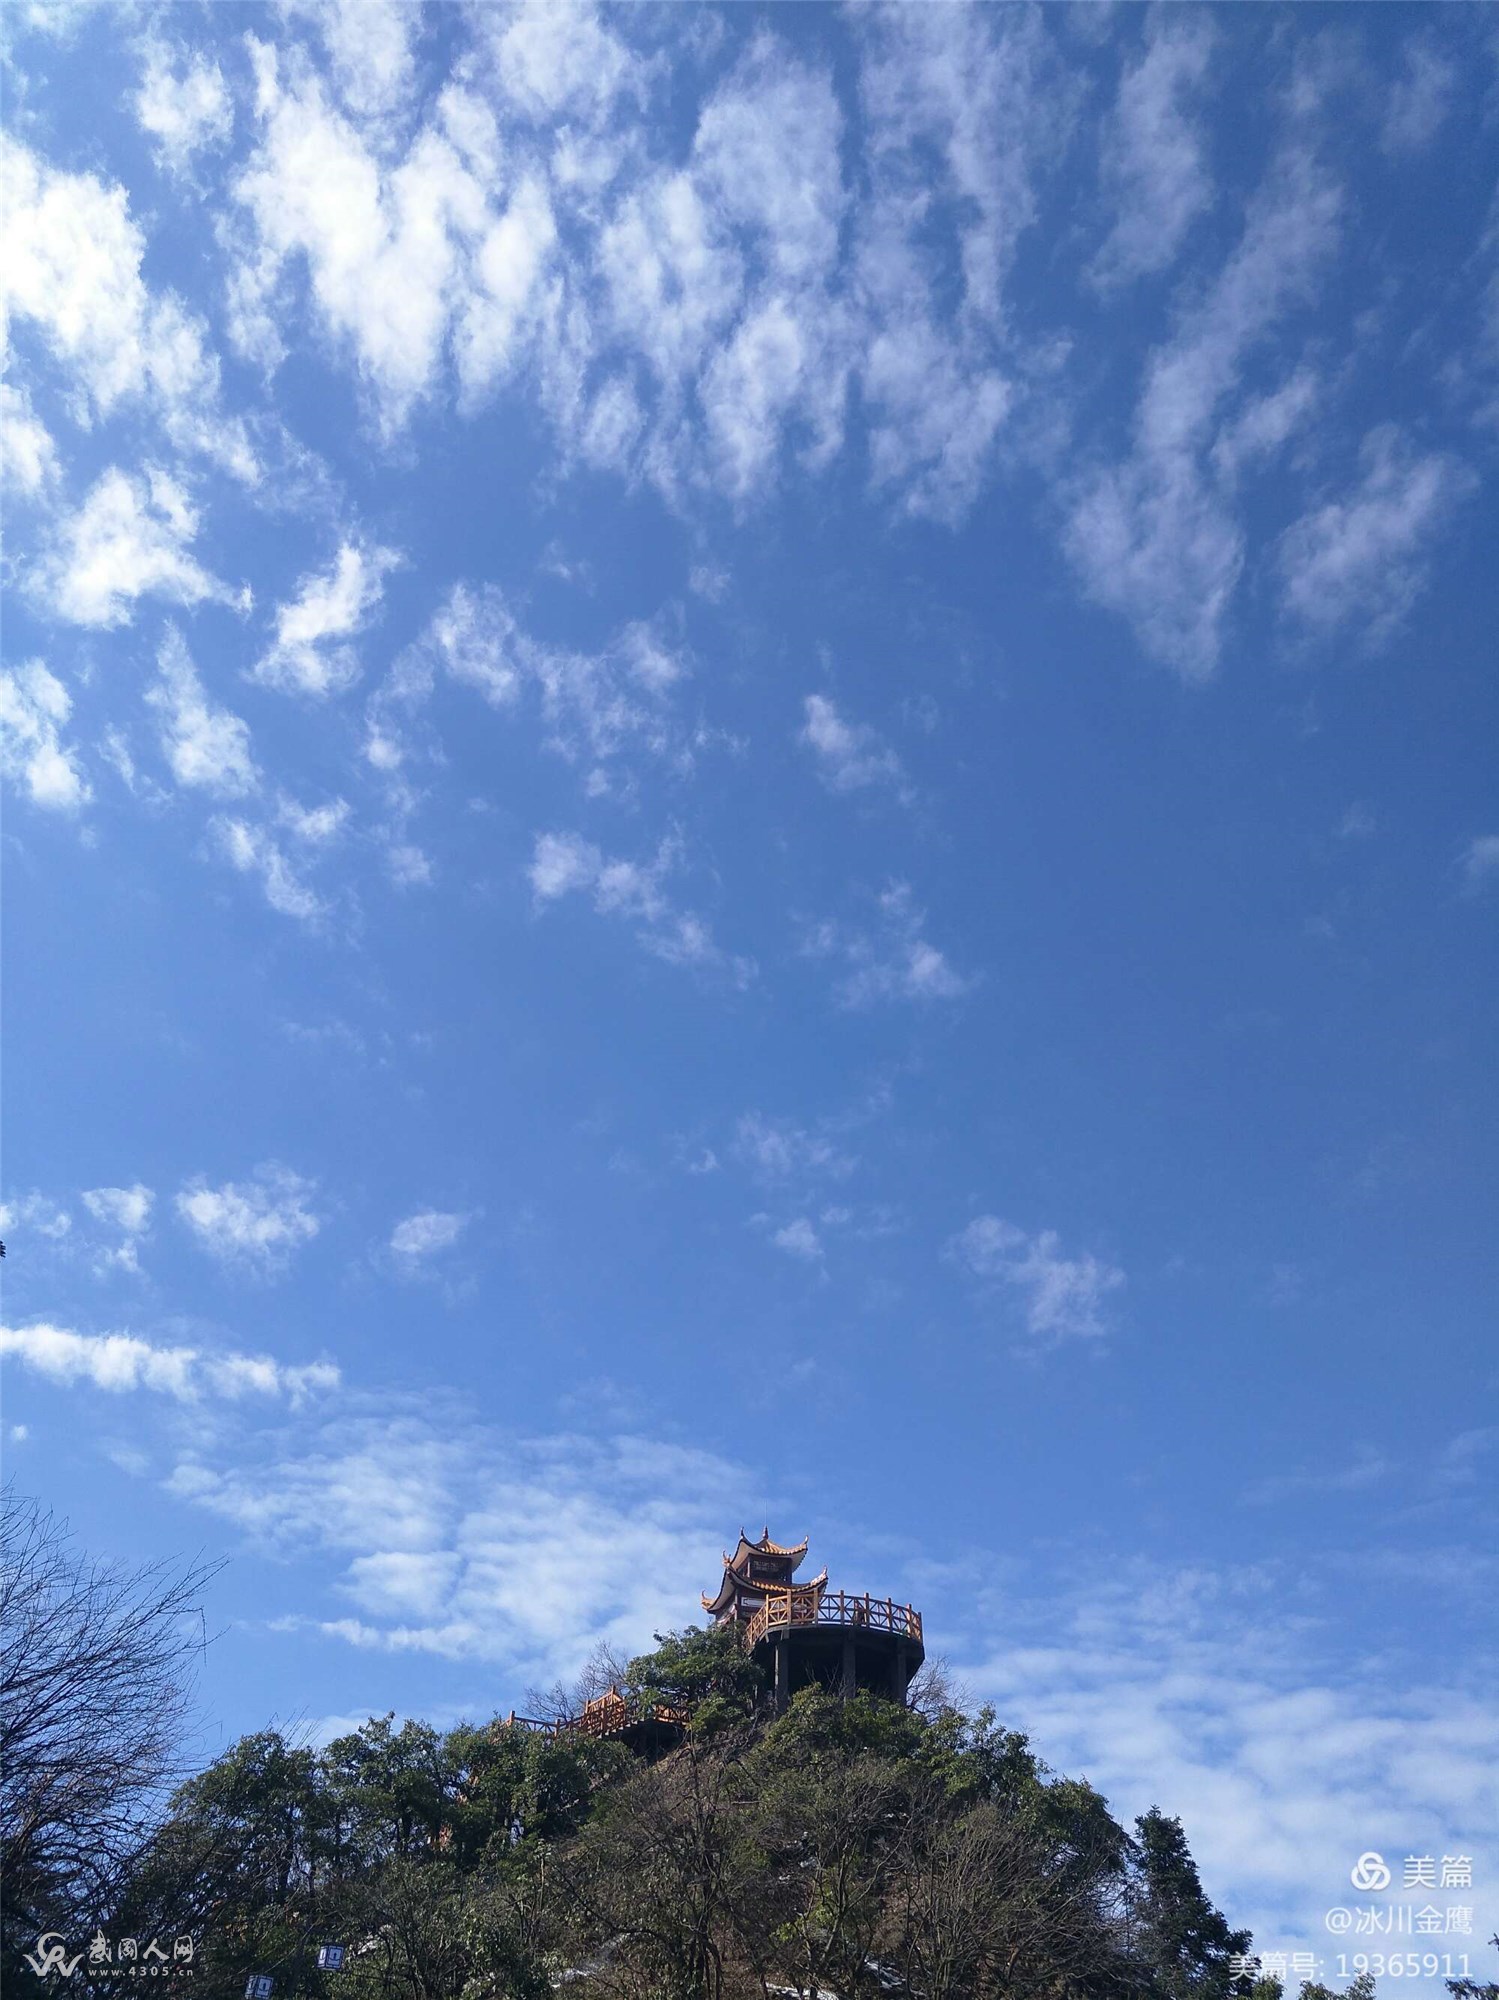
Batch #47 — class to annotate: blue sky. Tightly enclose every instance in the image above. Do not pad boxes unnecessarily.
[2,0,1496,1981]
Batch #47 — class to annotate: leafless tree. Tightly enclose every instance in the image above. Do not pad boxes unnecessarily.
[0,1488,221,1934]
[904,1652,969,1724]
[523,1640,632,1727]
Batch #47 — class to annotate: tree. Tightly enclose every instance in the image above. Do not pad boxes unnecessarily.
[0,1490,219,1968]
[621,1623,767,1727]
[1129,1808,1252,1999]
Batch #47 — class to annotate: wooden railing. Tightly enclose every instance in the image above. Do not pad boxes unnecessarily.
[497,1697,689,1742]
[744,1590,922,1652]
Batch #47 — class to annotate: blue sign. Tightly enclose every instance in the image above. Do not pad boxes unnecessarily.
[317,1946,346,1972]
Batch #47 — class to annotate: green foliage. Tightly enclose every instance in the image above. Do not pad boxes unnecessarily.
[620,1622,767,1722]
[100,1630,1257,2000]
[1130,1807,1254,1999]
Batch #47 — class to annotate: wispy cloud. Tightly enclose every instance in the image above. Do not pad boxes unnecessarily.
[208,815,328,923]
[799,694,906,797]
[147,627,259,796]
[1089,15,1216,292]
[175,1163,321,1273]
[0,383,58,496]
[806,881,970,1007]
[134,40,234,175]
[734,1112,855,1186]
[771,1217,823,1262]
[949,1216,1124,1349]
[254,542,401,697]
[1243,1444,1389,1507]
[2,133,256,474]
[390,1209,469,1261]
[0,662,90,811]
[0,1193,73,1241]
[165,1414,753,1679]
[529,830,753,983]
[953,1552,1495,1971]
[81,1183,155,1274]
[1380,39,1454,158]
[1279,426,1477,645]
[1066,144,1341,677]
[370,583,697,795]
[0,1320,338,1405]
[1459,834,1499,895]
[36,468,247,630]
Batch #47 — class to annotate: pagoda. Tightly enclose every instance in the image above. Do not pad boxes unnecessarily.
[703,1528,924,1713]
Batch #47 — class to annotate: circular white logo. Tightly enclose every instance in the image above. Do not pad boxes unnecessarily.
[1350,1852,1391,1891]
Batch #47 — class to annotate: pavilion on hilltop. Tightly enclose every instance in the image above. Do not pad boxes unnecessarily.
[500,1527,924,1748]
[702,1528,924,1713]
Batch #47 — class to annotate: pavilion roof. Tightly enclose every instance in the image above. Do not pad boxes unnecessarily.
[701,1563,827,1616]
[726,1527,810,1572]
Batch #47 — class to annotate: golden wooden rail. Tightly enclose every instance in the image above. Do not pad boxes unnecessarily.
[744,1589,922,1652]
[498,1697,688,1741]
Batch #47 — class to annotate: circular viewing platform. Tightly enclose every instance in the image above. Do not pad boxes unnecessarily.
[744,1588,923,1651]
[745,1587,924,1710]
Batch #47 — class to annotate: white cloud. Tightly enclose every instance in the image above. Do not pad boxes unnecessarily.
[230,45,487,425]
[2,131,161,411]
[37,467,244,628]
[0,1319,338,1404]
[482,1,643,127]
[0,383,58,495]
[386,841,432,888]
[216,11,1067,523]
[1381,40,1454,158]
[1066,146,1341,677]
[1090,15,1216,291]
[529,830,752,982]
[950,1215,1125,1349]
[954,1554,1495,1970]
[146,627,258,796]
[1210,366,1320,482]
[81,1185,153,1235]
[808,881,970,1007]
[295,0,418,119]
[1279,426,1476,644]
[81,1183,154,1273]
[772,1217,822,1261]
[734,1113,854,1185]
[850,7,1061,520]
[175,1163,321,1272]
[390,1209,468,1260]
[0,661,90,811]
[800,694,905,797]
[2,135,257,475]
[0,1193,72,1240]
[165,1412,752,1679]
[1242,1444,1389,1507]
[1459,835,1499,895]
[374,584,696,794]
[277,795,350,843]
[209,815,326,923]
[254,541,400,696]
[135,41,233,173]
[454,175,559,406]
